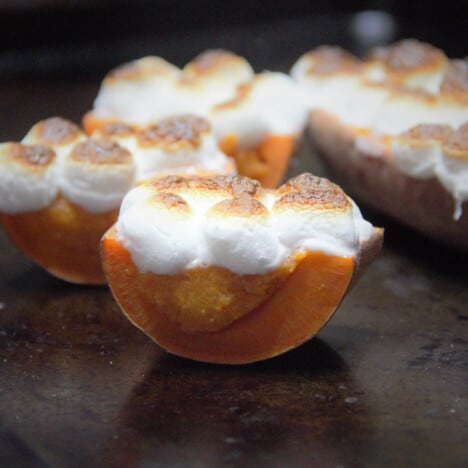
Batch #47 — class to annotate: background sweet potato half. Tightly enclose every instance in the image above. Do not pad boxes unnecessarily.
[308,110,468,251]
[101,226,382,364]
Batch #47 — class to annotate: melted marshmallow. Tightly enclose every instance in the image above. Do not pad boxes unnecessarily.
[22,117,87,161]
[57,140,136,213]
[92,116,236,181]
[292,41,468,215]
[391,123,468,219]
[211,72,310,148]
[292,40,468,137]
[92,52,253,125]
[115,174,374,275]
[90,52,307,149]
[2,116,237,216]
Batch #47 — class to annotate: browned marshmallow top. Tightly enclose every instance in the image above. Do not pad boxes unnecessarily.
[69,139,133,165]
[28,117,82,145]
[367,39,447,74]
[137,115,211,148]
[5,142,56,168]
[443,123,468,160]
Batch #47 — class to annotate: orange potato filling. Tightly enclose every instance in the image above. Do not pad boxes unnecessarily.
[82,112,113,136]
[101,227,355,364]
[1,197,118,284]
[219,133,296,188]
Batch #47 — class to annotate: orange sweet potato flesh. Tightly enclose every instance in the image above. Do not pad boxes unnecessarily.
[1,197,118,284]
[82,112,113,135]
[101,227,355,364]
[219,133,296,188]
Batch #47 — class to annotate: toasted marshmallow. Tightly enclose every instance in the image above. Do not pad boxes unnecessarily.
[292,40,468,136]
[364,39,448,93]
[134,115,236,179]
[58,139,136,213]
[116,173,373,275]
[94,57,181,124]
[292,50,391,130]
[117,191,200,274]
[437,124,468,219]
[22,117,87,160]
[93,115,236,180]
[291,46,362,80]
[204,197,284,274]
[392,123,468,219]
[92,51,253,126]
[441,60,468,105]
[374,92,467,135]
[392,124,451,178]
[90,51,307,150]
[104,56,181,84]
[144,174,261,214]
[292,40,468,212]
[272,174,359,256]
[0,143,58,214]
[291,47,365,116]
[91,121,140,158]
[211,72,309,148]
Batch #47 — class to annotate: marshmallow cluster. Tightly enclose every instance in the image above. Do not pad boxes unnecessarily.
[291,40,467,136]
[0,118,135,214]
[116,173,374,275]
[93,115,235,180]
[393,123,468,219]
[88,50,309,148]
[291,40,468,216]
[0,116,234,215]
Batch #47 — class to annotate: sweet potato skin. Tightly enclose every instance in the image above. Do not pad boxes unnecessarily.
[101,226,358,364]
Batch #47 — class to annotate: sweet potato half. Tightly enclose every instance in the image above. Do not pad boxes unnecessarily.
[308,110,468,251]
[1,198,117,285]
[101,225,382,364]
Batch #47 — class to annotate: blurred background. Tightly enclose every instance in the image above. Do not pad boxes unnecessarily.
[0,0,466,138]
[0,0,466,77]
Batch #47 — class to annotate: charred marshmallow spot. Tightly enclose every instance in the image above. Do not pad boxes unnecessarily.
[22,117,87,161]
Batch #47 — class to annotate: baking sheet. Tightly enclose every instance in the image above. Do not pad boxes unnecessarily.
[0,17,467,466]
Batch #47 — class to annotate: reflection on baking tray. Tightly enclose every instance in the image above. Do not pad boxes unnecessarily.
[103,339,372,466]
